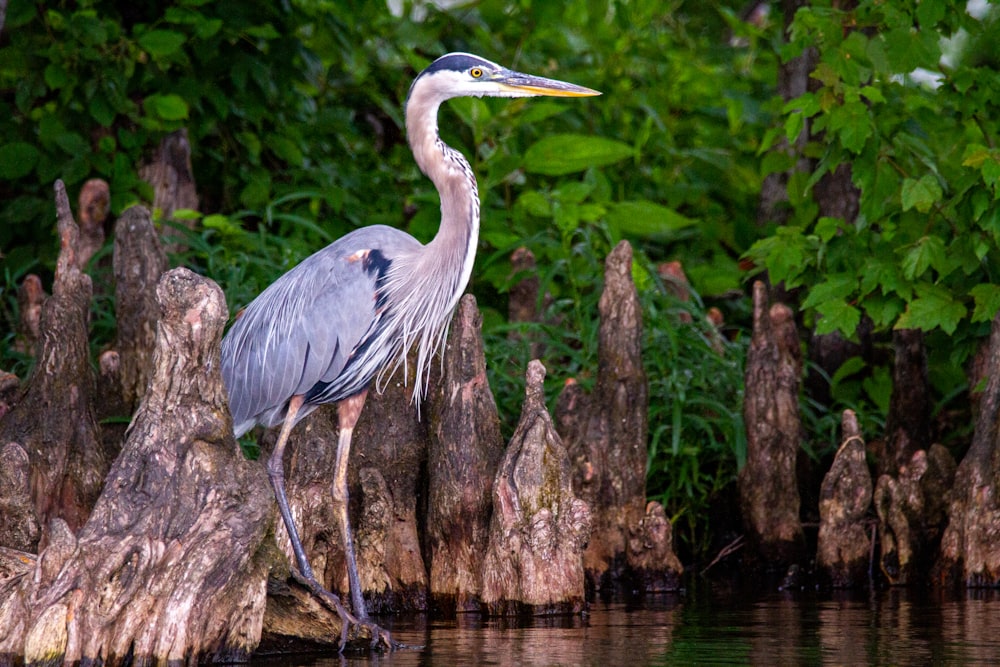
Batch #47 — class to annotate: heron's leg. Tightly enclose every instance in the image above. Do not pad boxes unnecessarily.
[333,390,369,621]
[266,394,316,579]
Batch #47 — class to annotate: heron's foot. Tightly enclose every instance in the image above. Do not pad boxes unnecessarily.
[289,569,411,652]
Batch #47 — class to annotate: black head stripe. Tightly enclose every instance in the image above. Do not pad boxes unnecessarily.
[422,53,495,76]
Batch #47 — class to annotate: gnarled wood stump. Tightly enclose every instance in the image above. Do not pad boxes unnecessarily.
[139,129,199,252]
[0,268,275,665]
[935,311,1000,587]
[874,443,955,586]
[739,281,804,568]
[816,410,872,588]
[482,360,590,614]
[112,206,169,414]
[558,241,667,590]
[427,294,504,612]
[880,328,931,476]
[0,181,105,552]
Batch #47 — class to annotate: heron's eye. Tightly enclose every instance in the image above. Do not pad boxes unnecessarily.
[470,67,483,79]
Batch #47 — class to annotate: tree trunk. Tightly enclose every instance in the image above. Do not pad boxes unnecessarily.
[138,129,199,252]
[816,410,872,587]
[427,294,504,612]
[739,280,804,568]
[354,366,430,613]
[75,178,110,271]
[0,268,275,664]
[879,328,932,476]
[557,240,681,591]
[482,360,590,614]
[13,274,45,357]
[874,443,955,586]
[0,181,106,552]
[935,311,1000,587]
[112,206,169,414]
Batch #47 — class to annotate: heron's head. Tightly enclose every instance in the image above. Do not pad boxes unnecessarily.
[407,52,600,105]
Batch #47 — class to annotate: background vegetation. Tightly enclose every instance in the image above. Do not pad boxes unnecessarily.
[2,0,998,562]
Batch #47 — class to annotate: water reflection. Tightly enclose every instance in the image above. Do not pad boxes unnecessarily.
[253,588,1000,666]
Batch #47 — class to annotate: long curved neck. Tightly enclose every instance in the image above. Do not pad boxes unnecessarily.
[405,88,480,311]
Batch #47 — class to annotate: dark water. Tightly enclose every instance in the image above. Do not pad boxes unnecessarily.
[254,586,1000,666]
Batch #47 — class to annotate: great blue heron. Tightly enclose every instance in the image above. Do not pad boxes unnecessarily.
[220,52,598,648]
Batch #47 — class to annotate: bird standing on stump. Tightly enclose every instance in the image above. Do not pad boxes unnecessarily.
[221,52,599,649]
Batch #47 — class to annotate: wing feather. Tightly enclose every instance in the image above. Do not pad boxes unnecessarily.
[221,226,420,435]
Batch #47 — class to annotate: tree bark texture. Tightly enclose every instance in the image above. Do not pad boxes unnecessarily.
[75,178,110,270]
[112,206,169,414]
[555,241,681,591]
[816,410,872,588]
[355,367,430,614]
[427,294,505,612]
[875,444,956,585]
[739,280,804,567]
[13,274,45,357]
[935,311,1000,587]
[878,328,932,476]
[0,181,106,552]
[0,268,275,665]
[482,360,591,615]
[557,240,664,589]
[138,129,199,251]
[507,246,547,360]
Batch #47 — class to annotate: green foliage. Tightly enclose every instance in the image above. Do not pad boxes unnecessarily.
[643,278,746,556]
[747,0,1000,354]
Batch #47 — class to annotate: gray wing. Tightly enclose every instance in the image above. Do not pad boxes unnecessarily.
[221,225,421,436]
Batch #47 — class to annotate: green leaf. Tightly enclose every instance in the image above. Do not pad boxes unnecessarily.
[900,174,942,213]
[44,63,69,90]
[882,27,940,73]
[138,29,187,57]
[802,273,856,309]
[815,299,861,336]
[145,93,189,121]
[827,100,870,153]
[517,191,551,217]
[523,134,635,175]
[901,235,947,280]
[606,200,697,237]
[895,285,966,334]
[970,284,1000,323]
[0,142,40,179]
[814,216,842,243]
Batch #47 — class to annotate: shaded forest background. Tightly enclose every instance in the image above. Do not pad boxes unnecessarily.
[2,0,1000,568]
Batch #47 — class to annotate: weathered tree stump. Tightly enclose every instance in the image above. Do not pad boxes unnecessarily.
[139,128,199,251]
[427,294,504,612]
[0,268,275,665]
[739,280,804,568]
[75,178,110,270]
[0,181,106,552]
[13,274,46,357]
[508,246,547,360]
[816,410,872,588]
[355,371,430,613]
[879,328,931,476]
[111,206,169,414]
[482,360,591,614]
[627,500,683,592]
[935,311,1000,587]
[874,444,955,586]
[558,240,661,590]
